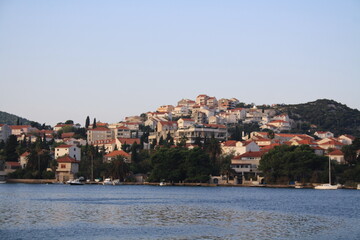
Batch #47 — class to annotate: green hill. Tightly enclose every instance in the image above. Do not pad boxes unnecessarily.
[276,99,360,137]
[0,111,36,126]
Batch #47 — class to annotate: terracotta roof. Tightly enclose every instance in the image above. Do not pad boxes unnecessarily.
[159,121,177,126]
[117,138,140,145]
[57,156,78,163]
[20,151,30,157]
[327,149,344,156]
[88,127,111,131]
[56,144,74,148]
[61,132,75,138]
[6,161,21,167]
[222,140,237,147]
[117,126,130,130]
[9,125,31,129]
[104,150,130,158]
[180,118,194,122]
[319,140,344,146]
[233,151,264,159]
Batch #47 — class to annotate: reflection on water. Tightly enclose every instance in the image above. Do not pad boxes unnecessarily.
[0,185,360,240]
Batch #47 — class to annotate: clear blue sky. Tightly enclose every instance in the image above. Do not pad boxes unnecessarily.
[0,0,359,126]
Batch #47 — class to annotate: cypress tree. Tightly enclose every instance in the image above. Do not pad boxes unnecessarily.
[93,118,97,129]
[85,116,90,129]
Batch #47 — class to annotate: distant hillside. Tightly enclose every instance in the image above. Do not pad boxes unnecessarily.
[276,99,360,137]
[0,111,35,126]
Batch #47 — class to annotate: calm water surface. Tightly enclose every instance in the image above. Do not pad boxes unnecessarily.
[0,184,359,240]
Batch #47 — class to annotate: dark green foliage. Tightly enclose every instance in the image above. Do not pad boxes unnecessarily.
[148,147,213,183]
[278,99,360,136]
[0,111,37,125]
[4,135,19,161]
[104,156,130,181]
[259,145,328,184]
[85,116,90,129]
[93,118,97,129]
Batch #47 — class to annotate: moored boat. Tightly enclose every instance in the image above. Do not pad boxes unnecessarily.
[103,178,113,185]
[69,179,84,185]
[314,183,338,190]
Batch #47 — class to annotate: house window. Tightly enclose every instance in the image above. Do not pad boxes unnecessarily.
[61,164,66,169]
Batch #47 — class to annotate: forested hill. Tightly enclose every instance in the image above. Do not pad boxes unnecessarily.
[276,99,360,136]
[0,111,34,125]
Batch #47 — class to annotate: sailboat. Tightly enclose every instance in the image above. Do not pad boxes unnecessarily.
[314,157,338,190]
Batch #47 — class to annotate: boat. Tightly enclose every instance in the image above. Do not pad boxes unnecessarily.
[103,178,113,185]
[357,184,360,190]
[314,158,338,190]
[69,179,84,185]
[112,179,122,185]
[0,181,6,184]
[159,181,166,186]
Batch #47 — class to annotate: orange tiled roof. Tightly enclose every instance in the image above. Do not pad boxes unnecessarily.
[104,150,130,158]
[57,156,77,163]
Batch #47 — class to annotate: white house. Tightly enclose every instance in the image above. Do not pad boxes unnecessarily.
[54,144,81,160]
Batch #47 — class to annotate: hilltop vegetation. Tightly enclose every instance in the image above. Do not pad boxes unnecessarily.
[276,99,360,136]
[0,111,45,129]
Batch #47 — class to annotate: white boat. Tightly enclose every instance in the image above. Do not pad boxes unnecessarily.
[0,181,6,184]
[159,182,166,186]
[112,179,122,185]
[103,178,113,185]
[314,158,338,190]
[357,184,360,190]
[69,179,84,185]
[314,183,338,190]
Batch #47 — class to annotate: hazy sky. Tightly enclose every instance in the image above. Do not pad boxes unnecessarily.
[0,0,359,126]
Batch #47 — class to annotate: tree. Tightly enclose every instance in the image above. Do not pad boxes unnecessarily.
[107,156,130,181]
[259,145,327,184]
[65,120,74,124]
[93,118,97,129]
[85,116,90,129]
[4,135,19,161]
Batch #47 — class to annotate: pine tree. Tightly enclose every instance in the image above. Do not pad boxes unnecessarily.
[93,118,97,129]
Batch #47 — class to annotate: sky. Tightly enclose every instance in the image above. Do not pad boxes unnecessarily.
[0,0,359,126]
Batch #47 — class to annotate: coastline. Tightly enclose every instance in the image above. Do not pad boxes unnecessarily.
[4,179,358,189]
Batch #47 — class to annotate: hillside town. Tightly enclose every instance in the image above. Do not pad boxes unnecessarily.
[0,94,359,187]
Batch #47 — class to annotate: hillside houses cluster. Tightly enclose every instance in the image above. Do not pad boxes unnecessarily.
[0,94,359,183]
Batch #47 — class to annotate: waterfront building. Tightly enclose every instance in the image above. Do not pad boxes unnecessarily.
[54,144,81,160]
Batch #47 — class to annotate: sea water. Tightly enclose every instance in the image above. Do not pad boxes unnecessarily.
[0,184,359,240]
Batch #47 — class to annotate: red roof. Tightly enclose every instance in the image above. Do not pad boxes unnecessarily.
[20,151,30,157]
[117,138,140,145]
[159,121,177,126]
[56,144,73,148]
[88,127,111,131]
[233,151,264,159]
[6,161,21,167]
[9,125,31,129]
[61,132,75,138]
[104,150,130,158]
[327,149,344,156]
[222,140,237,147]
[57,156,78,163]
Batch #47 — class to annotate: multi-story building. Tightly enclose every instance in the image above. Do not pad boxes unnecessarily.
[54,144,81,160]
[0,124,11,142]
[175,123,228,144]
[87,127,114,144]
[56,156,79,182]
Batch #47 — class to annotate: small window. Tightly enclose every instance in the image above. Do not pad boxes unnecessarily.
[61,164,66,169]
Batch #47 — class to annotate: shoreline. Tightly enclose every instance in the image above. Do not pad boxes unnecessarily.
[4,179,358,189]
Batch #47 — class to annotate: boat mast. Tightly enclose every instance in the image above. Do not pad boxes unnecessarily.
[329,157,331,185]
